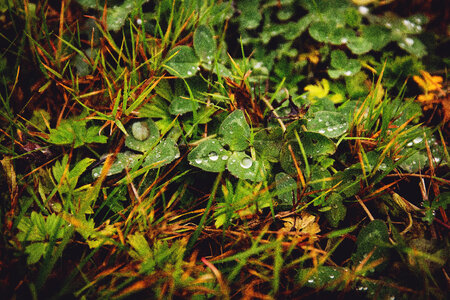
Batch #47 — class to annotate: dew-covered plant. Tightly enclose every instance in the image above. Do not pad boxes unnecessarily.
[1,0,448,299]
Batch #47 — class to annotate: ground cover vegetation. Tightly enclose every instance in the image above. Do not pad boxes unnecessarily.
[0,0,449,299]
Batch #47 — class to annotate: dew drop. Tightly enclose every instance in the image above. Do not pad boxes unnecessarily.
[344,70,352,76]
[318,129,326,134]
[340,37,348,44]
[307,279,314,283]
[407,142,413,147]
[358,6,369,15]
[187,71,192,76]
[330,275,335,279]
[413,137,423,144]
[222,155,229,160]
[209,152,219,161]
[132,121,150,141]
[195,158,202,164]
[136,18,142,25]
[240,157,253,169]
[404,37,414,46]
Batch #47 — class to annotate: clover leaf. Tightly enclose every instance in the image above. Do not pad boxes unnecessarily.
[219,110,251,151]
[227,152,266,181]
[165,46,200,78]
[188,139,229,172]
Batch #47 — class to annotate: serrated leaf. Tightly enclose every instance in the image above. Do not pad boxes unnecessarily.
[144,139,180,168]
[125,119,160,153]
[25,242,47,264]
[227,152,265,181]
[188,139,229,172]
[307,111,348,138]
[219,110,251,151]
[165,46,200,78]
[193,25,216,63]
[128,233,151,259]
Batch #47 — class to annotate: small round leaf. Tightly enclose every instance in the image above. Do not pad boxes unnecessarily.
[219,110,251,151]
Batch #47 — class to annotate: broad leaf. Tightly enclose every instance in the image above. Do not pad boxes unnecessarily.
[165,46,200,78]
[188,139,229,172]
[193,25,216,63]
[227,152,265,181]
[307,111,348,138]
[219,110,251,151]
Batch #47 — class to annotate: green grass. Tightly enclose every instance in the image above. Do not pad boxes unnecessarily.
[0,0,449,299]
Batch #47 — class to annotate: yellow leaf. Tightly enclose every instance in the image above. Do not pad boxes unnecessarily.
[413,70,443,92]
[304,79,330,102]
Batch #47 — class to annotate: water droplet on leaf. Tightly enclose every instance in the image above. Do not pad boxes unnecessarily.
[240,157,253,169]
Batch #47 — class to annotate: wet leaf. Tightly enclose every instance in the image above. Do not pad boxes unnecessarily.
[144,139,179,168]
[301,132,336,156]
[169,96,199,115]
[307,111,348,138]
[352,220,390,273]
[227,152,265,181]
[188,139,229,172]
[219,110,251,151]
[299,266,346,291]
[125,119,160,153]
[165,46,200,78]
[92,151,141,178]
[324,193,346,227]
[193,25,216,63]
[275,172,297,205]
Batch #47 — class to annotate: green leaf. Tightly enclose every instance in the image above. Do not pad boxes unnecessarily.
[324,193,346,227]
[300,132,336,156]
[169,96,199,115]
[144,139,180,168]
[227,152,266,181]
[347,36,372,55]
[362,25,391,51]
[25,242,47,264]
[219,110,251,151]
[165,46,200,78]
[106,0,137,31]
[307,111,348,138]
[188,139,229,172]
[275,172,297,205]
[308,21,331,42]
[279,141,302,176]
[91,151,141,178]
[237,0,262,29]
[128,233,151,259]
[299,266,347,291]
[253,127,284,162]
[193,25,216,63]
[48,119,107,148]
[352,220,390,273]
[328,50,361,78]
[125,119,160,153]
[396,36,427,57]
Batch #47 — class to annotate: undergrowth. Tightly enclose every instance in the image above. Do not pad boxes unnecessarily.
[0,0,449,299]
